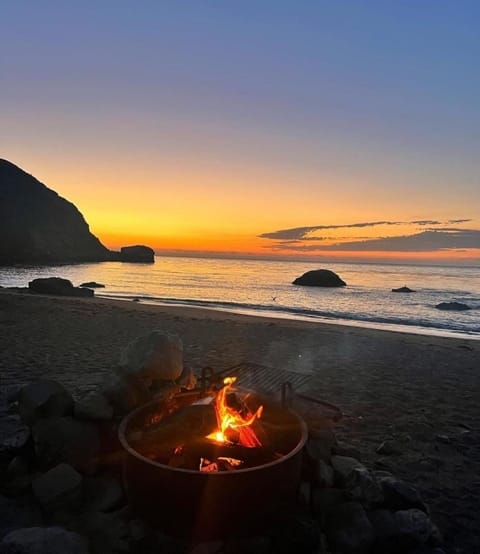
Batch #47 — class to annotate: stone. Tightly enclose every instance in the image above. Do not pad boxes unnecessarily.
[32,463,82,511]
[0,495,43,540]
[270,513,321,554]
[344,467,384,506]
[17,380,74,427]
[392,286,415,293]
[325,502,374,554]
[81,475,124,512]
[380,477,428,513]
[101,374,150,416]
[368,509,402,552]
[118,330,183,384]
[316,459,335,488]
[305,429,336,463]
[74,392,113,421]
[331,455,365,485]
[28,277,93,297]
[119,245,154,263]
[376,439,402,456]
[312,488,346,518]
[395,509,434,548]
[292,269,346,287]
[435,301,471,311]
[0,526,88,554]
[176,366,197,390]
[0,426,30,457]
[32,417,100,474]
[79,281,105,288]
[332,441,362,460]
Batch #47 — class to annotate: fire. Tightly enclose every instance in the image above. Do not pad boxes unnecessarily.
[206,376,264,448]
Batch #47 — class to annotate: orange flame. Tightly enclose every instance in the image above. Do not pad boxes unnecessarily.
[207,377,263,448]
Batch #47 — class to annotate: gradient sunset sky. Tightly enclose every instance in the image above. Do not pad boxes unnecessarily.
[1,1,479,263]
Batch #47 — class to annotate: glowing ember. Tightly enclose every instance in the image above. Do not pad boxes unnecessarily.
[206,376,264,448]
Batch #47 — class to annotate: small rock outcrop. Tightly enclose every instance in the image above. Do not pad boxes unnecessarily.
[28,278,93,298]
[119,245,155,263]
[435,302,471,311]
[79,282,105,289]
[292,269,346,287]
[392,286,415,293]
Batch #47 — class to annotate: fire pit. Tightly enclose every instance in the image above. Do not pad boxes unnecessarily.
[118,376,308,539]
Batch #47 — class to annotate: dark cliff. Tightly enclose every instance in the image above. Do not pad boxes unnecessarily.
[0,159,154,265]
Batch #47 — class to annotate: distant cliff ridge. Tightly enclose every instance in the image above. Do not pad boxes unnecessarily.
[0,159,154,265]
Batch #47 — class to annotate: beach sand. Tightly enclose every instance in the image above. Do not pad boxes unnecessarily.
[0,290,479,552]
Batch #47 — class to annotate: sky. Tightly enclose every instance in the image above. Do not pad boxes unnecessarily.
[1,1,479,263]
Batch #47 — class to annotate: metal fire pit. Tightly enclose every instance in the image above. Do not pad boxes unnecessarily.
[118,387,308,540]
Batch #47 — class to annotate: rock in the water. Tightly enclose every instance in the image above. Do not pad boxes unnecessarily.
[32,417,100,474]
[344,467,384,506]
[395,509,434,548]
[79,281,105,288]
[81,476,124,512]
[28,278,93,297]
[292,269,346,287]
[392,286,415,293]
[74,392,113,421]
[118,330,183,384]
[0,526,88,554]
[435,302,471,311]
[18,380,74,427]
[32,463,82,511]
[325,502,374,554]
[380,477,428,513]
[331,455,365,485]
[0,496,43,540]
[119,245,155,263]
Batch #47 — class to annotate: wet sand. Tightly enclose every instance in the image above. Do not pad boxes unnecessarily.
[0,290,479,553]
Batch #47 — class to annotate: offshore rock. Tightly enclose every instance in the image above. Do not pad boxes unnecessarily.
[392,286,416,293]
[119,245,154,263]
[292,269,346,287]
[18,380,74,427]
[28,278,93,298]
[435,301,471,311]
[79,281,105,288]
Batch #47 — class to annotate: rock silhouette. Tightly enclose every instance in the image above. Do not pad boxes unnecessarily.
[293,269,346,287]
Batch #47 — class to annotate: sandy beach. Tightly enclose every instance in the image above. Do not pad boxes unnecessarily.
[0,290,479,553]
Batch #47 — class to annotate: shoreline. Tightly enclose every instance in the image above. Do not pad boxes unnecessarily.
[1,290,479,552]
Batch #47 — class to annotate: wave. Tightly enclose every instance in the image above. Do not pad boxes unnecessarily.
[98,293,480,339]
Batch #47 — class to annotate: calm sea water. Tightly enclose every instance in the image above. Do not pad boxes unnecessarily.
[1,256,479,339]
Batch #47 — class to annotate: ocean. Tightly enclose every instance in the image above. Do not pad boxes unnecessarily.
[1,256,479,339]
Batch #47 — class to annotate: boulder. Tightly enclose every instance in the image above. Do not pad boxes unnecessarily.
[0,496,43,540]
[435,302,471,311]
[292,269,346,287]
[79,281,105,288]
[18,380,74,426]
[316,459,335,488]
[74,392,113,421]
[28,278,93,298]
[325,502,374,554]
[32,464,82,511]
[305,429,336,463]
[32,417,100,474]
[392,286,415,293]
[331,455,365,485]
[101,374,150,416]
[81,476,124,512]
[395,509,434,548]
[344,467,384,506]
[5,457,31,495]
[118,330,183,384]
[0,527,88,554]
[119,245,154,263]
[312,488,346,517]
[380,477,428,513]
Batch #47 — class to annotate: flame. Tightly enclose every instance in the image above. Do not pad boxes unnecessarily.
[206,376,263,448]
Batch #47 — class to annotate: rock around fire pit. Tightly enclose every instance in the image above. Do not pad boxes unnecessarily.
[0,329,446,554]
